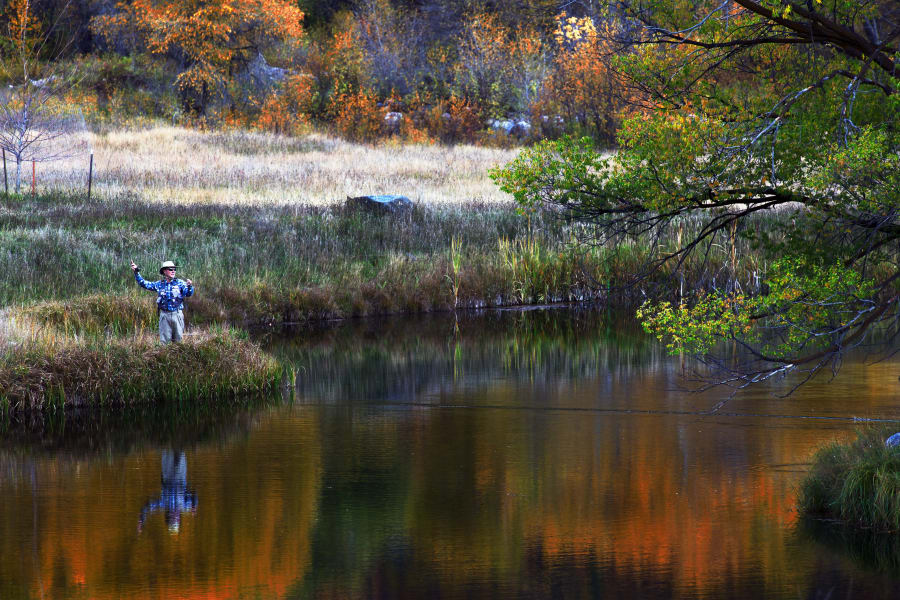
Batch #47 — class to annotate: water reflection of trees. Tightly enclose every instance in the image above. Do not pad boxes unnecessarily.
[290,403,825,598]
[268,308,670,404]
[3,309,899,599]
[799,517,900,575]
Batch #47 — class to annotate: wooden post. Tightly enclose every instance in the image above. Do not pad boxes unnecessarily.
[31,161,35,197]
[2,150,6,197]
[87,152,93,200]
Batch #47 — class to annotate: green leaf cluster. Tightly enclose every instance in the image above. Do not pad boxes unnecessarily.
[640,258,877,359]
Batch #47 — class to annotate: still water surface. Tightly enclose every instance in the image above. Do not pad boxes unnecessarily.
[3,309,900,599]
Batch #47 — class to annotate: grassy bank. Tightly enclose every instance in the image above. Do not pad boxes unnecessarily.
[0,328,282,410]
[799,426,900,532]
[2,191,637,330]
[3,190,761,332]
[0,127,576,408]
[12,125,766,319]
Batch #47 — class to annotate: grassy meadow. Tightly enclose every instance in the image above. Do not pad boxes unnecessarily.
[3,125,642,325]
[41,126,520,206]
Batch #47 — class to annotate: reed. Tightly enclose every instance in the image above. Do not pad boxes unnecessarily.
[799,426,900,532]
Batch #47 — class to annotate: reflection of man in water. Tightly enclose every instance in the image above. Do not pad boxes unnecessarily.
[138,450,198,534]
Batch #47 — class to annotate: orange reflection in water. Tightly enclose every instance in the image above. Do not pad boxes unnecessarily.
[0,412,321,600]
[2,353,893,599]
[402,380,857,598]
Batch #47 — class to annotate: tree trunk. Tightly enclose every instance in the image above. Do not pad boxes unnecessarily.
[14,157,21,194]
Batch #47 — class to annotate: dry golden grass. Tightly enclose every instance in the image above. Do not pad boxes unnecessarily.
[39,125,520,206]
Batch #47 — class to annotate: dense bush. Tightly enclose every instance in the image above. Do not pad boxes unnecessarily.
[7,0,628,144]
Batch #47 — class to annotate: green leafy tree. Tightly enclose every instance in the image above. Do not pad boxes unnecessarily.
[493,0,899,388]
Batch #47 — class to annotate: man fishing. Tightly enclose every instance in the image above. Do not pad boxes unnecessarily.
[130,259,194,344]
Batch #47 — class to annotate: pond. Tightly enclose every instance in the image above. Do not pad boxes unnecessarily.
[2,308,900,599]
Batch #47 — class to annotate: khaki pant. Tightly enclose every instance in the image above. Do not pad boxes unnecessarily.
[159,310,185,344]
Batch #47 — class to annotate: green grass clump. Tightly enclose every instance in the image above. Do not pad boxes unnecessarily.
[0,329,282,410]
[799,426,900,531]
[3,191,659,329]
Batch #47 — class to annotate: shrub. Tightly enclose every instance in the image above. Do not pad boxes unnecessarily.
[531,13,627,144]
[425,95,483,143]
[453,13,545,118]
[800,426,900,532]
[331,88,383,142]
[255,74,317,135]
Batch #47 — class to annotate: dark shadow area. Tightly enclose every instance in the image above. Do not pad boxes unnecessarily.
[799,516,900,575]
[0,393,281,456]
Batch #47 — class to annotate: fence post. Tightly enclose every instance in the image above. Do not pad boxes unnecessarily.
[31,161,35,197]
[2,150,6,197]
[87,152,93,200]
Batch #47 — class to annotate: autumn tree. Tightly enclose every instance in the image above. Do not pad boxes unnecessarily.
[532,12,630,142]
[92,0,305,114]
[453,12,546,117]
[0,0,85,193]
[494,0,900,388]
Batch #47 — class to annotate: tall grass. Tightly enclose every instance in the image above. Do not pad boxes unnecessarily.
[0,327,282,410]
[39,126,520,206]
[799,426,900,532]
[0,191,588,326]
[1,187,781,333]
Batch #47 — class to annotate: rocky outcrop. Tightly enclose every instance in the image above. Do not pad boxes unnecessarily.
[487,118,532,138]
[238,53,287,97]
[384,112,403,133]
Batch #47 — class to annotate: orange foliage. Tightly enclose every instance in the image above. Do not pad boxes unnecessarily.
[331,88,382,142]
[92,0,304,111]
[454,13,545,116]
[533,13,627,142]
[425,95,483,143]
[256,74,316,136]
[323,19,367,98]
[5,0,40,53]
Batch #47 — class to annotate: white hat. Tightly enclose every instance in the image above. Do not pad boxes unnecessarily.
[159,260,177,274]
